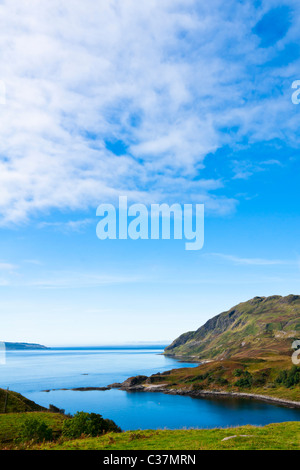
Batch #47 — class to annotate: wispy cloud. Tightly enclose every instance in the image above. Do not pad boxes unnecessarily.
[22,271,143,289]
[0,262,18,271]
[0,1,299,224]
[38,218,94,232]
[23,259,42,266]
[0,269,143,289]
[232,159,283,180]
[208,253,295,266]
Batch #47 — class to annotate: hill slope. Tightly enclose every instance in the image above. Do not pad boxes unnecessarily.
[0,389,47,413]
[165,295,300,360]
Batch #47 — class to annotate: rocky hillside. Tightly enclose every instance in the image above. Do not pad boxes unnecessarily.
[165,295,300,360]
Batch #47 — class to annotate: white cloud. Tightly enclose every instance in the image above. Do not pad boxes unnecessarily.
[0,0,299,224]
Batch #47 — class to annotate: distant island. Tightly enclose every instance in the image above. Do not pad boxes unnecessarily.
[4,342,49,350]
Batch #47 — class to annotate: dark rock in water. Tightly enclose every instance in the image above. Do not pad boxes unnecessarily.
[42,386,110,392]
[71,386,110,391]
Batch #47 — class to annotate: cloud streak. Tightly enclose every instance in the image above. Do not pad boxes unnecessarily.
[208,253,296,266]
[0,262,18,271]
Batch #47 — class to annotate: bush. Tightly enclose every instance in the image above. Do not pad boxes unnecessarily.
[62,412,121,438]
[233,368,243,377]
[234,371,253,389]
[49,404,65,414]
[188,372,209,383]
[276,366,300,388]
[253,371,269,386]
[192,383,204,391]
[19,417,53,443]
[215,376,229,386]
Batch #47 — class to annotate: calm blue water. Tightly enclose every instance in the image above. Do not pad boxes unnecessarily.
[0,347,299,431]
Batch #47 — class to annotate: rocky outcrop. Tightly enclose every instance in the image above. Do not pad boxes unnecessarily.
[118,375,148,390]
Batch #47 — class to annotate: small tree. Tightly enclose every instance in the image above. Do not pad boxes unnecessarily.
[233,368,243,377]
[19,417,53,443]
[62,411,121,439]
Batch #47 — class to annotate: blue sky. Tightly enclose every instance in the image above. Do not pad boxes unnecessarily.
[0,0,300,346]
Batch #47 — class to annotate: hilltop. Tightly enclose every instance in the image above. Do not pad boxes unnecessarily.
[164,295,300,360]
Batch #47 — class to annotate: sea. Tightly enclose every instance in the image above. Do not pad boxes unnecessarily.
[0,346,299,431]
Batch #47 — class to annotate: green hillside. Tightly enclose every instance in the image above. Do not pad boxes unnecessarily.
[165,295,300,360]
[0,389,46,414]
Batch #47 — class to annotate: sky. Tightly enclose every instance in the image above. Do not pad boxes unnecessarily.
[0,0,300,346]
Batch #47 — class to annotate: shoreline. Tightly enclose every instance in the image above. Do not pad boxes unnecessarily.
[162,353,207,363]
[42,383,300,409]
[120,384,300,409]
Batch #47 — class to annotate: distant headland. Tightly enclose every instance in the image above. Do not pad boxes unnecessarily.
[3,342,50,350]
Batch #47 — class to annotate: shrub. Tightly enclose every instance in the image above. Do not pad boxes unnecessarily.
[19,417,53,443]
[192,383,204,391]
[276,366,300,388]
[253,371,269,386]
[233,368,243,377]
[62,412,121,438]
[234,371,253,389]
[215,377,229,386]
[188,372,209,383]
[49,404,65,414]
[102,418,122,434]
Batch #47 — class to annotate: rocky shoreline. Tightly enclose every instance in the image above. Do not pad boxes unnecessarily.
[42,374,300,410]
[116,380,300,409]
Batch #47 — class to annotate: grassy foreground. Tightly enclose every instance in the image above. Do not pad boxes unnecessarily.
[0,412,299,450]
[32,422,300,450]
